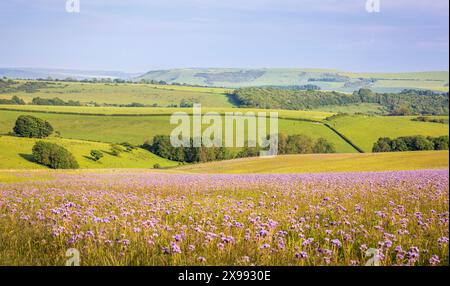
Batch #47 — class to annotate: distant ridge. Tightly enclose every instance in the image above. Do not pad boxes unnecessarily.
[1,67,448,93]
[137,68,449,92]
[0,67,139,80]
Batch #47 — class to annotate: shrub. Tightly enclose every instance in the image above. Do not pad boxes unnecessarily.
[120,142,135,152]
[110,144,123,157]
[13,115,54,138]
[32,141,79,169]
[153,163,161,169]
[286,134,314,154]
[90,150,104,161]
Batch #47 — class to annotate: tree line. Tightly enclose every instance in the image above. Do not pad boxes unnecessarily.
[372,135,449,152]
[232,87,449,115]
[143,134,336,163]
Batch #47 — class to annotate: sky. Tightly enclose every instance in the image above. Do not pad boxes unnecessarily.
[0,0,448,73]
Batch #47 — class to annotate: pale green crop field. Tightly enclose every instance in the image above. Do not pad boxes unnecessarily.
[0,110,356,153]
[328,115,450,152]
[177,151,449,174]
[0,135,177,170]
[0,81,234,107]
[0,105,333,121]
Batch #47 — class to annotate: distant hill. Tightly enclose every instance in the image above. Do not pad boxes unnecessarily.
[0,68,139,80]
[2,67,448,93]
[137,68,449,93]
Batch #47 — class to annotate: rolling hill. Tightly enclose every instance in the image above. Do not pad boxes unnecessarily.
[0,135,177,169]
[137,68,449,92]
[176,151,449,174]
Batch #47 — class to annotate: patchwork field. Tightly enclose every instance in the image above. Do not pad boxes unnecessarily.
[0,136,177,169]
[327,115,449,152]
[138,68,449,92]
[0,110,356,153]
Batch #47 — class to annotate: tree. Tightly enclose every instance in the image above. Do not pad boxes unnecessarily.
[90,150,104,161]
[13,115,53,138]
[412,136,434,151]
[287,134,314,154]
[431,136,449,150]
[32,141,79,169]
[277,133,289,155]
[313,138,336,154]
[391,138,409,152]
[372,138,392,152]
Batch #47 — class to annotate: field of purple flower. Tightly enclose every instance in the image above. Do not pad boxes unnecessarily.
[0,169,448,266]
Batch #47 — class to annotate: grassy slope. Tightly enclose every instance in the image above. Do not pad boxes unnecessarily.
[176,151,449,174]
[0,110,356,153]
[0,136,177,169]
[327,115,450,152]
[0,81,234,107]
[312,103,387,114]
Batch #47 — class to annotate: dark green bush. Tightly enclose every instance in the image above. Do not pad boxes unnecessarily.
[32,141,79,169]
[13,115,54,138]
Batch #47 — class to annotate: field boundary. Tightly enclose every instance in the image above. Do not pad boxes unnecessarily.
[323,123,365,153]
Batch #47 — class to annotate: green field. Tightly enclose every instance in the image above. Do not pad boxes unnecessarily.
[328,115,450,152]
[0,105,333,121]
[312,103,387,114]
[0,135,177,169]
[0,81,234,107]
[0,110,356,153]
[177,151,449,174]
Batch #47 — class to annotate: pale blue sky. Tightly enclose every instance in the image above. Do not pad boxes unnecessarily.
[0,0,448,73]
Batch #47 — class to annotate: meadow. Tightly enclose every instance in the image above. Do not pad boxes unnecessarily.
[327,115,449,152]
[0,169,447,266]
[177,151,449,174]
[0,81,234,107]
[0,105,333,121]
[0,110,356,153]
[0,136,177,169]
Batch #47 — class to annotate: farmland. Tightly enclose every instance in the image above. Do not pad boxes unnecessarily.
[0,110,356,153]
[0,136,177,169]
[177,151,449,174]
[0,81,234,107]
[138,68,449,92]
[0,169,448,265]
[327,115,450,152]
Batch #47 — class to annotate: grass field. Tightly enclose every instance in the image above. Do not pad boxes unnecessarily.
[327,115,449,152]
[0,81,234,107]
[0,105,333,121]
[312,103,387,114]
[0,110,356,153]
[0,136,177,169]
[176,151,449,174]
